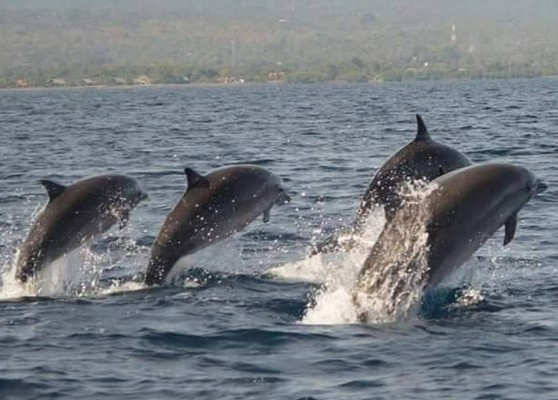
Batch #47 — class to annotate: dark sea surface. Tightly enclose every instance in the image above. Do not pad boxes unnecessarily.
[1,79,557,399]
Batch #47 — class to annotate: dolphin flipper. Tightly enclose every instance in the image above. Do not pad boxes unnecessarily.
[263,208,271,223]
[40,179,66,201]
[503,212,518,246]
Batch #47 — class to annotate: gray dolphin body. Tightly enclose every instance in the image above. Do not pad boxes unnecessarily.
[16,174,148,283]
[355,115,472,224]
[312,115,472,254]
[144,165,290,285]
[353,163,547,317]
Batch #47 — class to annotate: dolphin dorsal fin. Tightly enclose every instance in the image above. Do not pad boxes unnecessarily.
[184,168,210,191]
[415,114,431,142]
[39,179,66,201]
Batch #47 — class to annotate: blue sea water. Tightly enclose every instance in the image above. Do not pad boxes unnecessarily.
[0,79,557,399]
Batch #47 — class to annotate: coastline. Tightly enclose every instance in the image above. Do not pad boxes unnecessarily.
[1,75,556,92]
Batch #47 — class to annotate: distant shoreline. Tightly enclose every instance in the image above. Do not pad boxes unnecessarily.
[0,82,259,91]
[2,75,557,92]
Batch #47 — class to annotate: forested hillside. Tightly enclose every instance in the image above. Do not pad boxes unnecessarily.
[1,0,558,87]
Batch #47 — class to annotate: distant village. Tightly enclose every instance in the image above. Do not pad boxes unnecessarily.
[4,23,557,89]
[3,2,558,90]
[8,72,286,89]
[5,21,555,90]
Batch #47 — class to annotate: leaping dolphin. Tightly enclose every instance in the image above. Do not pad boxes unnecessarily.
[15,174,148,283]
[355,115,472,223]
[352,162,547,320]
[312,115,472,254]
[144,165,291,285]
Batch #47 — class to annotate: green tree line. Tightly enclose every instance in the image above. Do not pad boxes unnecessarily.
[1,0,558,87]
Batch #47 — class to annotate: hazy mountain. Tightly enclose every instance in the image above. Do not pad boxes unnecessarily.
[1,0,557,85]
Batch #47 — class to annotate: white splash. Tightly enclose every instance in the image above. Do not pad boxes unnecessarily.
[267,206,386,324]
[303,286,358,325]
[1,248,90,299]
[96,279,146,296]
[351,181,438,322]
[275,180,443,325]
[0,235,148,300]
[0,258,34,300]
[454,288,485,307]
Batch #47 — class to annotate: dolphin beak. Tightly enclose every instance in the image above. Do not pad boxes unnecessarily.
[535,180,548,194]
[140,191,149,201]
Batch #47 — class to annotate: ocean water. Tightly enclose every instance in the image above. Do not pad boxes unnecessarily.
[1,79,557,399]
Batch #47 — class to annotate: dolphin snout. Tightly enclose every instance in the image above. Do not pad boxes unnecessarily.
[140,191,149,201]
[535,180,548,194]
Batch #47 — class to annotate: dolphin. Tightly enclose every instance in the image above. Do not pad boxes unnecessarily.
[312,115,472,254]
[144,164,291,285]
[15,174,148,283]
[355,115,472,223]
[352,163,547,319]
